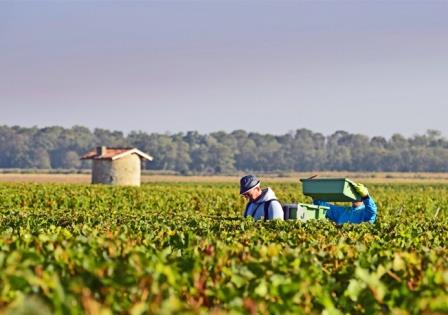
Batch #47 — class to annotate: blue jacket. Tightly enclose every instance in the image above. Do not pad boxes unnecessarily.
[313,196,377,224]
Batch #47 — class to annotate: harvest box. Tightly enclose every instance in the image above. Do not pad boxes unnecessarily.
[300,178,360,202]
[283,203,329,221]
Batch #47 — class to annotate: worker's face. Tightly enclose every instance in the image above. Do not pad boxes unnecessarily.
[352,200,363,208]
[242,186,261,201]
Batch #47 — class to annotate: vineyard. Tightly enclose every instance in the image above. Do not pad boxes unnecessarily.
[0,182,447,314]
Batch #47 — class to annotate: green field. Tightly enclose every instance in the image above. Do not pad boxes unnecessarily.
[0,182,447,314]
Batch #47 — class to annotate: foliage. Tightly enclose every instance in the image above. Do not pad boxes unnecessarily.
[2,125,448,173]
[0,182,447,314]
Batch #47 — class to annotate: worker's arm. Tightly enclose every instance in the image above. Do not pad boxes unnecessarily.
[361,196,377,223]
[348,180,377,223]
[313,200,343,223]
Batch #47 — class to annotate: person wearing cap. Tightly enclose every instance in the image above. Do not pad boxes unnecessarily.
[313,180,377,224]
[240,175,284,221]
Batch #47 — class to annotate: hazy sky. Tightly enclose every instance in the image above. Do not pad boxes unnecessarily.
[1,1,448,137]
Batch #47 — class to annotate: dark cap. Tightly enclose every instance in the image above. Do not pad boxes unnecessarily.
[239,174,260,194]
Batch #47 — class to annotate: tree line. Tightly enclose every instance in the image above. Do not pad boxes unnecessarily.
[1,125,448,174]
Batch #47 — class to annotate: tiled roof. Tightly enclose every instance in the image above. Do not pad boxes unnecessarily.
[81,147,153,161]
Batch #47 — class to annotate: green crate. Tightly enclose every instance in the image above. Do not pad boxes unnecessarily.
[300,178,360,202]
[283,203,329,221]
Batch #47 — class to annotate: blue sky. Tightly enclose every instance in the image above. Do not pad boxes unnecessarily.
[1,1,448,137]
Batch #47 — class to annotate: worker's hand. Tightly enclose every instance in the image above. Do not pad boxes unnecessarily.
[347,180,369,198]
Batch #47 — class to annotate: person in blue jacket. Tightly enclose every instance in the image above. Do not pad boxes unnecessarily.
[313,180,377,224]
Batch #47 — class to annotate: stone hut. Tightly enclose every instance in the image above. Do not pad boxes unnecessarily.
[81,146,153,186]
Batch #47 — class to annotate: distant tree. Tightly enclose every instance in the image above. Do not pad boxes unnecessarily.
[2,124,448,173]
[94,128,128,147]
[389,133,408,150]
[370,136,387,149]
[326,131,353,170]
[60,151,81,169]
[205,137,235,174]
[235,138,259,171]
[29,148,51,169]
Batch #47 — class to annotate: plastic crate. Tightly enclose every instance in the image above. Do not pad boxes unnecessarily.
[300,178,360,202]
[283,203,329,221]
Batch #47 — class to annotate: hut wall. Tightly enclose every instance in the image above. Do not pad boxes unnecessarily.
[91,154,141,186]
[110,154,141,186]
[92,160,113,184]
